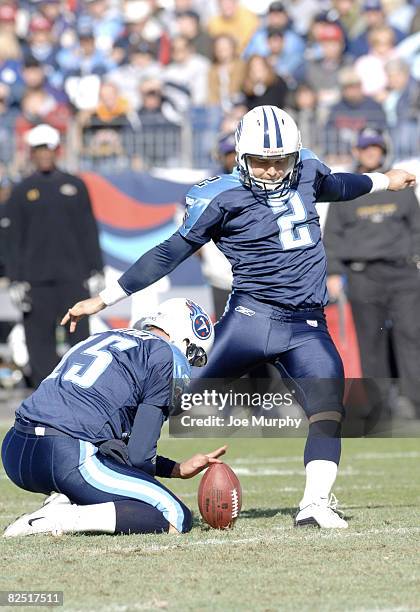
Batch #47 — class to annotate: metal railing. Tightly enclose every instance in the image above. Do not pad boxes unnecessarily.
[1,109,418,177]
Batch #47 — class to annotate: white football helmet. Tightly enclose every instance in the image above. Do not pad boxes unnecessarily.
[134,298,214,367]
[235,105,302,193]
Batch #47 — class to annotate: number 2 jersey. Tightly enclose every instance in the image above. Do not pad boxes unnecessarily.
[17,329,191,443]
[117,149,374,309]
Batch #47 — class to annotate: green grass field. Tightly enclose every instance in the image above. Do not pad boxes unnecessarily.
[1,427,420,612]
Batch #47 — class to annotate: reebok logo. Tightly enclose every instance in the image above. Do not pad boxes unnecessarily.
[306,320,318,327]
[235,306,255,317]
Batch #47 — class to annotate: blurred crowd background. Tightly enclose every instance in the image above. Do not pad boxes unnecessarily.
[0,0,417,177]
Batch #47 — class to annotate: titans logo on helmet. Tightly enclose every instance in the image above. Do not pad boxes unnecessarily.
[186,300,212,340]
[193,315,212,339]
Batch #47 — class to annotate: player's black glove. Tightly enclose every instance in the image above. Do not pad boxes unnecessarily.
[97,439,132,465]
[9,281,32,313]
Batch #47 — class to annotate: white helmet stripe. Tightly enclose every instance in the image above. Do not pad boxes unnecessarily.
[270,107,283,148]
[261,107,270,149]
[264,107,283,149]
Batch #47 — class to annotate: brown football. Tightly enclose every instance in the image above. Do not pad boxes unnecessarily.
[197,463,242,529]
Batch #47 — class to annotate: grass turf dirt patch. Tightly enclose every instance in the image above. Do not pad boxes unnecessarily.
[1,430,420,611]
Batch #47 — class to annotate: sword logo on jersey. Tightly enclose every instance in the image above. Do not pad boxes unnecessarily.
[186,299,212,340]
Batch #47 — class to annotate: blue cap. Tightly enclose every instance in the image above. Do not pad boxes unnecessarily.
[356,128,386,150]
[362,0,383,11]
[218,132,236,155]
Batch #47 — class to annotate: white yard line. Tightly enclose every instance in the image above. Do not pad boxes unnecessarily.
[231,467,384,477]
[229,451,420,466]
[102,525,420,554]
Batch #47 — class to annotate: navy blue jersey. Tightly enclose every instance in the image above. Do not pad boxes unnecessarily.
[17,329,191,443]
[180,151,330,307]
[118,150,372,309]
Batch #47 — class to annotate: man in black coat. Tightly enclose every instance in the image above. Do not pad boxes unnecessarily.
[324,128,420,418]
[5,124,103,388]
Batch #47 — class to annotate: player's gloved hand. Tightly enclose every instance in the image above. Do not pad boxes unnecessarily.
[61,295,106,333]
[9,281,32,313]
[98,439,132,465]
[385,169,416,190]
[172,445,228,479]
[84,271,106,296]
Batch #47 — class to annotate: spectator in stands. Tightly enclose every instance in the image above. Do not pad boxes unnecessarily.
[387,0,418,35]
[163,0,214,37]
[297,22,349,111]
[354,25,397,99]
[213,131,236,176]
[218,94,248,134]
[0,20,22,108]
[35,0,76,49]
[325,67,387,160]
[410,3,420,34]
[329,0,364,43]
[265,27,302,83]
[136,77,181,167]
[348,0,405,58]
[57,25,115,83]
[77,81,137,169]
[21,15,59,87]
[394,28,420,81]
[77,0,123,53]
[207,34,245,111]
[163,35,210,108]
[243,1,305,76]
[287,82,319,147]
[0,4,22,105]
[80,81,133,129]
[115,0,167,64]
[383,57,420,159]
[107,40,162,111]
[285,0,329,37]
[241,54,288,111]
[174,10,212,59]
[0,3,17,34]
[20,56,68,106]
[207,0,259,53]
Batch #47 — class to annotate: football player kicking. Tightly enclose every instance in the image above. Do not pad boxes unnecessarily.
[62,106,416,529]
[2,299,225,537]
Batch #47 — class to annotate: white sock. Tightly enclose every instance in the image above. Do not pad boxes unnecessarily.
[56,502,116,534]
[299,460,338,509]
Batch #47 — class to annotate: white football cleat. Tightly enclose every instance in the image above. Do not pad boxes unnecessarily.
[295,494,348,529]
[3,492,73,538]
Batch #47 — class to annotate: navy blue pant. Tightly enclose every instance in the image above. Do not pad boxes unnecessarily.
[194,292,344,464]
[1,428,192,533]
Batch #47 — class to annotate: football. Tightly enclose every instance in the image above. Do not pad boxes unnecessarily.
[197,462,242,529]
